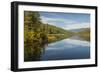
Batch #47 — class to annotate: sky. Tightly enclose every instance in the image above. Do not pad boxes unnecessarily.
[40,12,90,30]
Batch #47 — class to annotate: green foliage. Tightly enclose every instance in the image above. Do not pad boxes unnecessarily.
[40,23,73,35]
[24,11,74,61]
[24,11,41,31]
[24,11,48,61]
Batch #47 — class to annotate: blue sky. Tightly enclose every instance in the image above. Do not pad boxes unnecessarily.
[40,12,90,30]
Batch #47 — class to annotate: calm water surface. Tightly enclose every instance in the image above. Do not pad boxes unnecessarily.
[40,36,90,60]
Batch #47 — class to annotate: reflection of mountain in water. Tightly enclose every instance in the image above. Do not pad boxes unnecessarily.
[24,28,90,62]
[40,36,90,60]
[24,35,90,61]
[69,36,90,42]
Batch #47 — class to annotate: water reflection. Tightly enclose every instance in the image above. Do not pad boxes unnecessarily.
[24,36,90,61]
[24,40,47,61]
[40,36,90,60]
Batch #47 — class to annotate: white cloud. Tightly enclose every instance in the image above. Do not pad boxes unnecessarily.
[40,16,90,30]
[40,16,75,24]
[63,23,90,30]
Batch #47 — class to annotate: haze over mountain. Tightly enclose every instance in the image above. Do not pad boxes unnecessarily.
[69,28,90,32]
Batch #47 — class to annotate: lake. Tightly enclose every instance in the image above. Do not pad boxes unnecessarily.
[40,36,90,60]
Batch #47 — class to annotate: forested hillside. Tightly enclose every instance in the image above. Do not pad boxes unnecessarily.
[24,11,73,61]
[39,23,74,42]
[77,28,90,41]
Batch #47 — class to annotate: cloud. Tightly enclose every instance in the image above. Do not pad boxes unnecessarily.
[63,23,90,30]
[40,16,90,30]
[40,16,76,24]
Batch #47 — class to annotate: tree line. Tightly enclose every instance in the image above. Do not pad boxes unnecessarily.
[24,11,73,61]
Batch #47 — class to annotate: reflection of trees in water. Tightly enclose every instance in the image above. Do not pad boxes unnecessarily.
[24,33,48,61]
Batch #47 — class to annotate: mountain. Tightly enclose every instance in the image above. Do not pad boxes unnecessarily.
[40,23,74,43]
[76,28,90,41]
[40,23,74,36]
[70,28,89,32]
